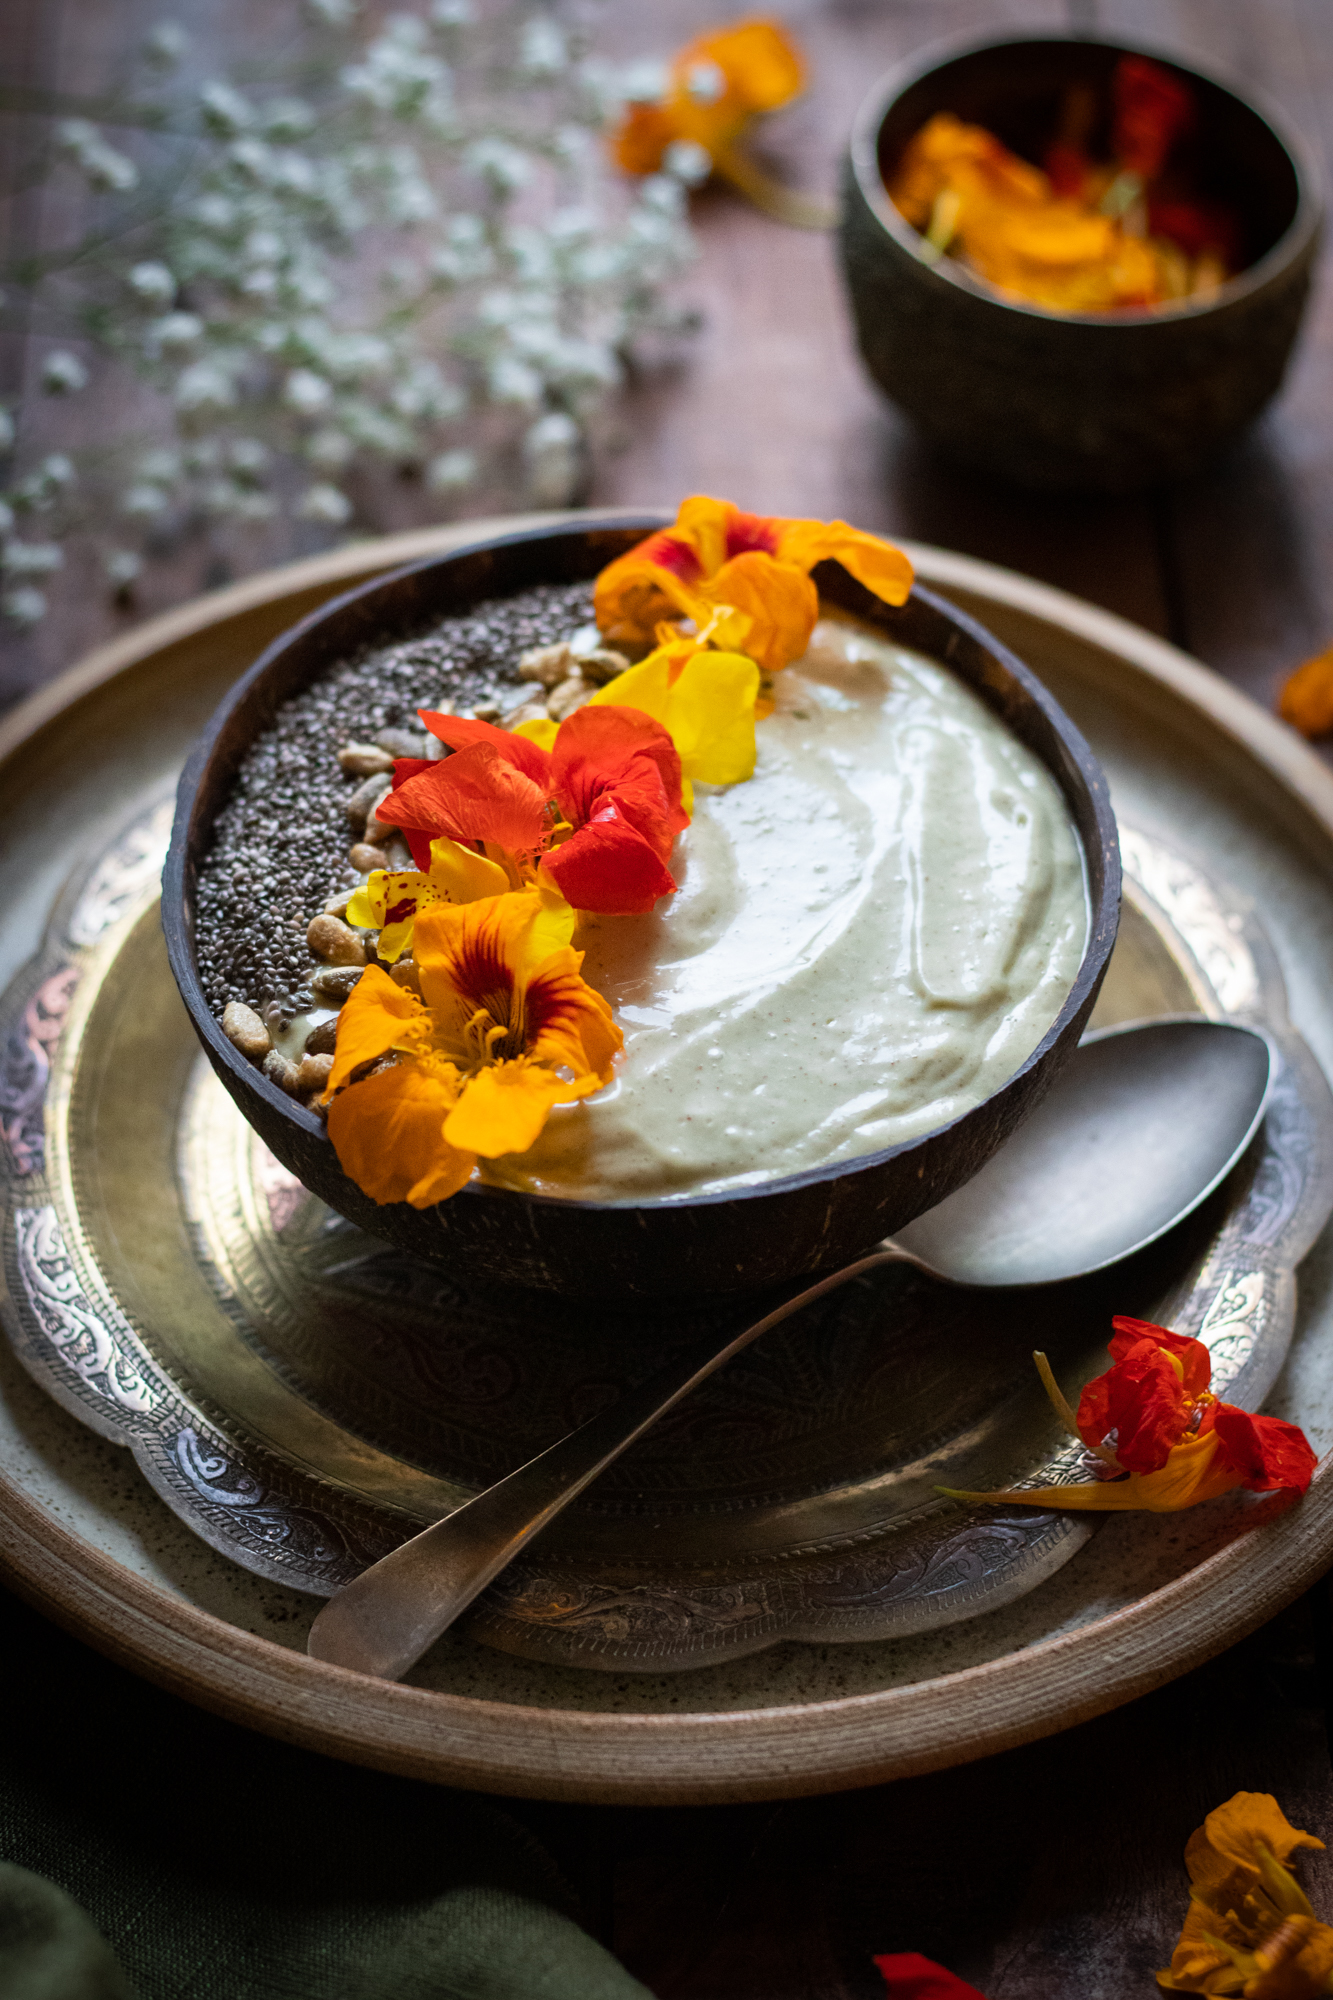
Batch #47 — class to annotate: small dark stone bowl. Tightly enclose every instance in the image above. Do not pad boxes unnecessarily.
[164,515,1120,1301]
[840,32,1323,494]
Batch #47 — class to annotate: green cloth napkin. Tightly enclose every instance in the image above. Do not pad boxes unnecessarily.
[0,1584,653,2000]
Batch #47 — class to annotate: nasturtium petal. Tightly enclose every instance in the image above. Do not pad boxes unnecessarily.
[698,551,818,674]
[327,1058,473,1208]
[1189,1793,1325,1899]
[384,742,550,856]
[444,1058,585,1159]
[514,715,559,753]
[417,710,553,787]
[426,836,510,905]
[591,644,760,788]
[326,965,426,1092]
[1212,1405,1317,1494]
[774,518,914,608]
[544,806,678,915]
[942,1428,1241,1514]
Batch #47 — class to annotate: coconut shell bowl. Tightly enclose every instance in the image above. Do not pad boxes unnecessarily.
[840,33,1323,494]
[163,515,1119,1302]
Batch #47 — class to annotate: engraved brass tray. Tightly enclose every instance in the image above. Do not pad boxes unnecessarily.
[4,782,1330,1673]
[6,526,1333,1803]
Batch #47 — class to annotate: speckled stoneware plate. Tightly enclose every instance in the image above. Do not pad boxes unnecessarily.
[4,518,1333,1804]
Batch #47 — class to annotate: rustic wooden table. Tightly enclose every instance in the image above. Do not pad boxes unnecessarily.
[5,1,1333,1994]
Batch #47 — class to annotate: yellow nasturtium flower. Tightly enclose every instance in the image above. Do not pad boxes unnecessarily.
[345,835,510,964]
[1158,1793,1333,1996]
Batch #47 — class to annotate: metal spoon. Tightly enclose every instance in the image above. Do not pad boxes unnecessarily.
[307,1016,1274,1680]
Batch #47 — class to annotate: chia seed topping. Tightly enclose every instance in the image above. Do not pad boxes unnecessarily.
[195,579,595,1028]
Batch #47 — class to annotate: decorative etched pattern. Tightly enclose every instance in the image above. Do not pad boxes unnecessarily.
[171,1426,370,1575]
[15,1205,160,1414]
[0,967,79,1178]
[4,805,1332,1671]
[1195,1270,1266,1392]
[1119,827,1261,1014]
[67,798,173,948]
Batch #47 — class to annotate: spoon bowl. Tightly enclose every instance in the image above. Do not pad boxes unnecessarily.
[307,1015,1274,1681]
[895,1016,1274,1288]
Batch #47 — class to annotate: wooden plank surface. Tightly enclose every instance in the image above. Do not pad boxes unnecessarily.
[4,2,1333,1995]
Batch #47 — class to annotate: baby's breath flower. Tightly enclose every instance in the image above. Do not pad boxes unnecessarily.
[129,261,178,304]
[284,368,334,414]
[57,120,140,193]
[42,351,89,395]
[121,482,172,517]
[147,311,205,353]
[174,360,238,411]
[5,4,698,624]
[307,426,354,469]
[227,438,270,476]
[522,410,581,506]
[662,139,713,187]
[2,539,63,576]
[3,586,48,626]
[425,447,476,490]
[263,98,315,141]
[486,355,541,407]
[297,481,353,522]
[200,81,254,136]
[519,19,568,79]
[104,549,143,585]
[466,137,531,196]
[144,22,188,68]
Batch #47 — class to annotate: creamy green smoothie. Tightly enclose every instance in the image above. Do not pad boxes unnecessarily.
[482,611,1090,1202]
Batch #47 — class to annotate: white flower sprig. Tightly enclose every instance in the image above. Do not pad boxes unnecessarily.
[0,2,698,626]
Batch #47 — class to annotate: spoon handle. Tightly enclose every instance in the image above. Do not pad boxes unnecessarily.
[307,1244,910,1680]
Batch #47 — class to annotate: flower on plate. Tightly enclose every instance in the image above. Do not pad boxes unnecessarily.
[377,703,689,915]
[324,886,620,1207]
[592,494,914,674]
[941,1318,1317,1514]
[874,1953,990,1998]
[1159,1792,1333,1996]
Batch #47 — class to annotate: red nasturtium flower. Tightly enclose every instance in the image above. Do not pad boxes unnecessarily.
[593,495,915,675]
[874,1954,989,1998]
[377,703,689,916]
[944,1318,1316,1513]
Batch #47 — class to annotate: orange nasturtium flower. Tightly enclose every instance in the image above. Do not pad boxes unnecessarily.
[593,495,915,675]
[610,20,824,226]
[942,1318,1316,1514]
[1279,643,1333,740]
[1159,1792,1333,1996]
[324,886,620,1208]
